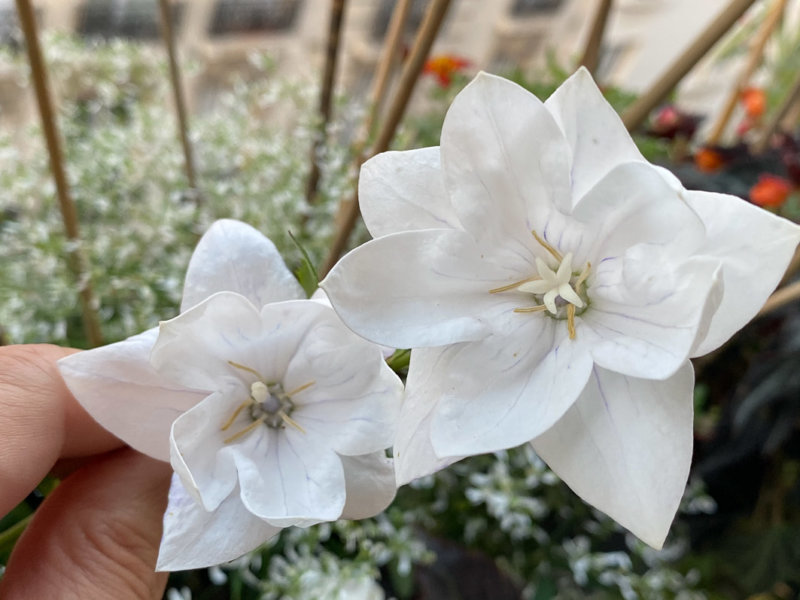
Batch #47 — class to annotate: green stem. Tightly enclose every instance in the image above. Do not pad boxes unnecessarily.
[0,514,33,550]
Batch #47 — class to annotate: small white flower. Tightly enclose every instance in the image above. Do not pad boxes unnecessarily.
[321,69,800,548]
[59,220,402,570]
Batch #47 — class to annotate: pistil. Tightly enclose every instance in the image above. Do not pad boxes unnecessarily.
[488,230,591,339]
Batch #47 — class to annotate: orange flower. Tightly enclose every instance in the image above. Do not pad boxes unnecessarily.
[749,174,793,208]
[694,147,725,173]
[423,55,471,87]
[741,87,766,119]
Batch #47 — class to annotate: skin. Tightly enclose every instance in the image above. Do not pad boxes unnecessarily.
[0,344,172,599]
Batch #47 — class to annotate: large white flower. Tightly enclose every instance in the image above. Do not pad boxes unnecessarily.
[321,69,800,548]
[59,219,403,570]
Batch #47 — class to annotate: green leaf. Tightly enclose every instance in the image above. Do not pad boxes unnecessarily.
[287,230,319,298]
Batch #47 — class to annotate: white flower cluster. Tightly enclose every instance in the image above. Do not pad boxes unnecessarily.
[32,57,799,576]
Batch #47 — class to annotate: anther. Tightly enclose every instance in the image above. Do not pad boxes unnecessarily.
[220,399,254,431]
[489,276,542,294]
[287,381,315,396]
[224,416,266,444]
[531,230,563,262]
[228,360,266,380]
[279,411,306,434]
[575,262,591,293]
[514,305,548,313]
[567,304,577,340]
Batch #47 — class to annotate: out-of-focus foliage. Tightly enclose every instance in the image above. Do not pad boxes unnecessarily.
[0,34,352,348]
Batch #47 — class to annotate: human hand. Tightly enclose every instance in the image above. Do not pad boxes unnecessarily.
[0,344,172,599]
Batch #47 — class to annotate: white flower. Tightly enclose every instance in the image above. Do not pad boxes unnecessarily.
[59,219,403,570]
[321,69,800,548]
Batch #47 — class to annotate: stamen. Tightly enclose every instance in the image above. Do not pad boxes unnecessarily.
[514,305,548,313]
[220,399,254,431]
[279,410,306,434]
[287,380,315,396]
[224,416,266,444]
[531,230,563,262]
[227,360,265,380]
[567,304,576,340]
[574,261,591,293]
[489,276,541,294]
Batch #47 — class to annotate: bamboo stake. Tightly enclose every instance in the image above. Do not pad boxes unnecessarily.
[758,279,800,316]
[706,0,787,146]
[158,0,197,193]
[357,0,413,151]
[578,0,613,76]
[751,67,800,154]
[321,0,452,276]
[15,0,103,347]
[305,0,348,205]
[621,0,757,132]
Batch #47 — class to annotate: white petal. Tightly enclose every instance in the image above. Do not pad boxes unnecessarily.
[339,452,397,519]
[359,148,460,238]
[169,389,243,511]
[531,362,695,549]
[283,307,402,455]
[429,319,594,457]
[157,475,282,571]
[685,190,800,355]
[321,229,525,348]
[440,72,573,250]
[152,294,323,392]
[394,347,468,485]
[574,161,705,262]
[584,253,722,380]
[544,67,645,202]
[153,292,265,391]
[235,428,346,527]
[181,219,304,312]
[58,328,206,461]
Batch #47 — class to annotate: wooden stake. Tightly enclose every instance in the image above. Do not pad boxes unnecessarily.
[358,0,413,151]
[15,0,103,347]
[621,0,757,132]
[751,67,800,154]
[758,279,800,317]
[305,0,348,205]
[321,0,452,276]
[706,0,787,146]
[578,0,613,76]
[159,0,198,193]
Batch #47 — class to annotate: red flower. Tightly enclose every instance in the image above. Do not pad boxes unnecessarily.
[694,147,725,173]
[423,55,471,87]
[741,87,766,119]
[749,174,793,208]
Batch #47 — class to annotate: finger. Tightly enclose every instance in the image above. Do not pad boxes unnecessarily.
[0,448,172,599]
[0,344,122,515]
[0,345,122,515]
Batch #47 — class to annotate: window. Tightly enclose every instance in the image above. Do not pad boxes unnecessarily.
[371,0,430,42]
[209,0,303,36]
[78,0,185,40]
[511,0,563,16]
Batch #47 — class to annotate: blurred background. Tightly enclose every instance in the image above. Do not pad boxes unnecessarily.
[1,1,800,598]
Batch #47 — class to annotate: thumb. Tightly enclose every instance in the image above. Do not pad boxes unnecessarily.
[0,448,172,599]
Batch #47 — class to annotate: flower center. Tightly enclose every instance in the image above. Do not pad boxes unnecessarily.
[220,361,314,444]
[489,230,591,340]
